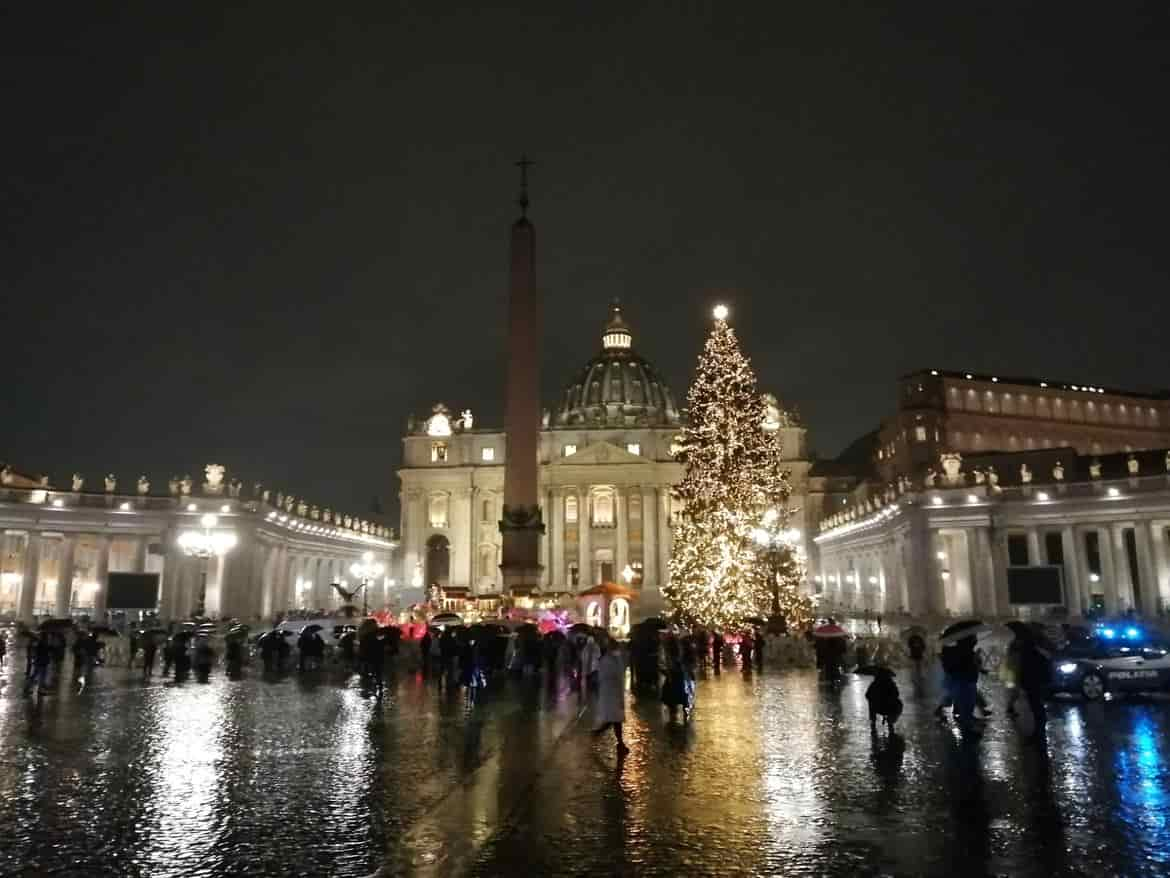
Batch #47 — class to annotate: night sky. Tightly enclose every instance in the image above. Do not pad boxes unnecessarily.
[3,3,1168,523]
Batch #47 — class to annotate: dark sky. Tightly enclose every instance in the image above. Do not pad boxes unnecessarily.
[3,2,1168,523]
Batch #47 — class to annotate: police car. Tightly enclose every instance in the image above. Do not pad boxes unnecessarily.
[1051,624,1170,700]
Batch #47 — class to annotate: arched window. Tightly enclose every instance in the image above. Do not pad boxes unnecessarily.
[565,495,578,523]
[479,545,495,579]
[592,487,615,526]
[428,493,449,529]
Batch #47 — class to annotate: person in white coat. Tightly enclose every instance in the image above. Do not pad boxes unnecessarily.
[581,635,601,694]
[592,637,629,755]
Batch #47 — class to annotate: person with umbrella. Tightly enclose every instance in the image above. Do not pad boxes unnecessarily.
[1007,622,1052,742]
[23,632,53,696]
[592,634,630,755]
[936,621,989,730]
[812,621,849,683]
[141,631,161,677]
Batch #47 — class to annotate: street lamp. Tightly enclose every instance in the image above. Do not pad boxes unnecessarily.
[349,551,385,616]
[621,564,635,586]
[177,513,237,618]
[751,508,801,628]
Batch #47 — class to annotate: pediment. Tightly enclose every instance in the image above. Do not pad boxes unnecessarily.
[550,441,650,466]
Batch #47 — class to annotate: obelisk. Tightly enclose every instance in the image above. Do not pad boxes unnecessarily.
[499,156,545,595]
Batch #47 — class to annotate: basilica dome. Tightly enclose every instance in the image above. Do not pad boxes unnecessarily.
[553,304,681,428]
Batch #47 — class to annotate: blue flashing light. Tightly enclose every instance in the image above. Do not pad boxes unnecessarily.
[1125,627,1141,639]
[1102,627,1116,639]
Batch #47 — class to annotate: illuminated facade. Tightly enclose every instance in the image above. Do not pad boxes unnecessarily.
[0,465,395,622]
[398,304,813,611]
[814,447,1170,619]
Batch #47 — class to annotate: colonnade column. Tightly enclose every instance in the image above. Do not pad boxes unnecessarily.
[54,535,77,617]
[578,488,592,587]
[615,487,629,582]
[133,537,149,573]
[93,536,112,618]
[1025,528,1043,568]
[1150,521,1170,612]
[1098,527,1120,614]
[1060,526,1083,617]
[642,486,658,589]
[551,488,565,590]
[1133,523,1158,616]
[974,528,997,617]
[1110,524,1134,612]
[18,532,42,622]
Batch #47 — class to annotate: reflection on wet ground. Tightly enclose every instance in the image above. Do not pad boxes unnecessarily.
[1,656,1167,877]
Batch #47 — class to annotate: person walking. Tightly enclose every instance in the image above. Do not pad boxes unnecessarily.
[0,632,7,667]
[581,634,601,694]
[24,633,53,696]
[142,634,158,677]
[592,637,629,755]
[712,631,724,674]
[1016,631,1052,742]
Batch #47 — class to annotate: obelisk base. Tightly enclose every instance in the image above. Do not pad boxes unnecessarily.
[499,504,545,597]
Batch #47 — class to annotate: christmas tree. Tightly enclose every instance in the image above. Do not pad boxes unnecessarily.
[664,305,813,632]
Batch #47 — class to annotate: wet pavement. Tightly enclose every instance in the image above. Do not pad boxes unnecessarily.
[1,655,1168,877]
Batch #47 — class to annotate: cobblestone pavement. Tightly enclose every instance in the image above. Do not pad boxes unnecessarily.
[1,654,1167,877]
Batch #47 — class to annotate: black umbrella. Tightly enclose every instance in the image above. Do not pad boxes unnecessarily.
[87,625,120,637]
[855,664,896,678]
[637,617,669,631]
[939,620,993,646]
[38,618,74,631]
[568,623,594,635]
[301,624,324,636]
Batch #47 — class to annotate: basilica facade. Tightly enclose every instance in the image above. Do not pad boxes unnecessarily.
[398,304,811,610]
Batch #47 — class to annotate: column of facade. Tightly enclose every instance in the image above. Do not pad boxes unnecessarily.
[657,487,671,589]
[1149,521,1170,612]
[974,527,998,617]
[1098,526,1120,614]
[1132,522,1159,616]
[642,486,658,589]
[538,487,550,589]
[159,531,183,619]
[1025,528,1043,567]
[1059,526,1083,617]
[92,535,112,617]
[18,532,42,622]
[551,487,565,590]
[615,487,629,583]
[54,535,77,617]
[1110,523,1135,612]
[578,487,592,587]
[133,537,149,573]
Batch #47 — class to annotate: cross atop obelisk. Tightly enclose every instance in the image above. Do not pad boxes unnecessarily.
[499,156,545,596]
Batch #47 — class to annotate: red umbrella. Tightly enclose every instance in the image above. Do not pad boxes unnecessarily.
[812,622,849,639]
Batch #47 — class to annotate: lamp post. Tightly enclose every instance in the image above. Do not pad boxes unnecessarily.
[751,509,801,629]
[349,551,385,617]
[177,513,237,618]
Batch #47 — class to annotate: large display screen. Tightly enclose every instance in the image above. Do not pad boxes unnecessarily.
[106,572,160,609]
[1007,566,1063,605]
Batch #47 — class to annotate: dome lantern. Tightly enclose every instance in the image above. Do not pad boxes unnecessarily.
[601,301,633,350]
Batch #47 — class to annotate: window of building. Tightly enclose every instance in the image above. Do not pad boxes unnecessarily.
[565,495,578,523]
[479,546,495,578]
[914,425,927,442]
[631,560,643,585]
[569,562,579,587]
[629,493,642,520]
[482,498,493,523]
[592,487,615,526]
[1085,531,1101,576]
[1007,534,1029,566]
[626,443,641,456]
[481,447,495,462]
[428,494,449,529]
[563,444,577,457]
[430,442,448,463]
[1044,532,1064,565]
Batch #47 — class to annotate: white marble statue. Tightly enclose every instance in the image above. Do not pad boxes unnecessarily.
[1020,464,1032,484]
[310,505,320,520]
[924,468,937,488]
[974,469,986,485]
[284,495,295,512]
[988,467,1000,490]
[1165,450,1170,473]
[1053,461,1065,481]
[1128,454,1140,475]
[180,475,192,495]
[262,489,270,503]
[229,479,242,498]
[296,500,307,517]
[461,409,474,430]
[0,465,12,485]
[203,463,226,495]
[72,473,84,491]
[169,476,180,495]
[344,515,353,528]
[940,453,963,485]
[104,474,116,493]
[275,491,285,508]
[39,475,49,488]
[323,508,332,523]
[137,476,150,495]
[1089,459,1102,479]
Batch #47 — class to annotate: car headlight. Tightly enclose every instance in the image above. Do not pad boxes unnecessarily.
[1058,662,1078,674]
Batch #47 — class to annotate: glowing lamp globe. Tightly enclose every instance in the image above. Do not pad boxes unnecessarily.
[713,304,729,321]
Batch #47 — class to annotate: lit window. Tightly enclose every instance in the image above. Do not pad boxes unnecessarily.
[428,494,449,528]
[481,447,495,462]
[563,444,577,457]
[565,495,578,523]
[592,488,615,526]
[626,443,641,456]
[431,442,448,463]
[914,426,927,442]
